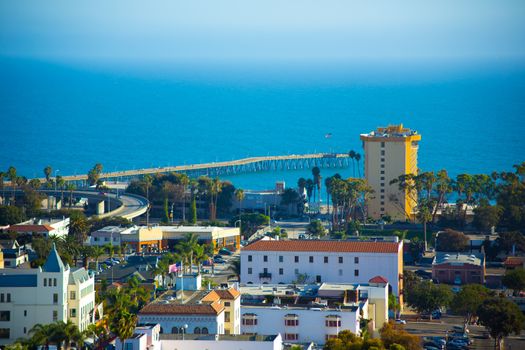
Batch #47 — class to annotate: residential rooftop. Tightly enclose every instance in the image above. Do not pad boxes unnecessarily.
[159,334,278,342]
[360,124,419,139]
[242,239,400,253]
[433,252,484,267]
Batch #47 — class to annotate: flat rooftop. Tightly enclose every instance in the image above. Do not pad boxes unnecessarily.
[433,252,484,267]
[360,124,419,139]
[160,334,278,342]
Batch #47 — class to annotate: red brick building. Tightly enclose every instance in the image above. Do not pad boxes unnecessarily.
[432,252,485,285]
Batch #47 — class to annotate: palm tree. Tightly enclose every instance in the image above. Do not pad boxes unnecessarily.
[305,179,314,204]
[0,171,5,203]
[325,176,333,217]
[104,243,117,260]
[193,244,209,274]
[29,323,54,350]
[92,246,105,271]
[348,150,356,177]
[29,178,41,190]
[112,311,137,350]
[44,165,52,182]
[66,182,76,208]
[210,178,222,221]
[179,173,190,222]
[355,153,362,178]
[228,257,241,281]
[175,233,199,273]
[144,174,153,226]
[7,166,17,205]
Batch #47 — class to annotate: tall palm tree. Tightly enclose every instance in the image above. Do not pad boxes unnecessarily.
[193,244,209,274]
[144,174,153,226]
[44,165,52,182]
[66,182,76,208]
[305,179,314,204]
[228,257,241,281]
[92,246,105,271]
[7,166,17,205]
[104,243,116,260]
[312,167,322,212]
[348,150,356,177]
[355,153,362,178]
[234,188,245,215]
[325,176,333,217]
[179,173,190,222]
[210,178,222,221]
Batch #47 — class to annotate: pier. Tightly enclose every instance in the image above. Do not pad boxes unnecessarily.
[42,153,351,182]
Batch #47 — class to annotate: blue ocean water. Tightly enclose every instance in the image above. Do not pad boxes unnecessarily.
[0,58,524,191]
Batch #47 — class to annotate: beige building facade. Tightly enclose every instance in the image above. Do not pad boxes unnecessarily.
[360,124,421,221]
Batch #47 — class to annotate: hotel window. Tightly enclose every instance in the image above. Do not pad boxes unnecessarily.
[53,294,58,304]
[354,269,359,276]
[248,255,252,262]
[381,158,385,162]
[338,257,343,263]
[380,183,385,187]
[279,255,283,262]
[70,309,77,318]
[53,310,58,321]
[248,268,252,275]
[380,195,385,199]
[380,176,385,181]
[381,201,385,205]
[355,257,359,264]
[0,294,3,303]
[263,255,268,262]
[0,328,9,339]
[381,164,385,168]
[381,150,385,156]
[279,268,284,275]
[44,279,47,287]
[0,311,10,321]
[380,189,385,193]
[6,294,10,303]
[381,142,385,147]
[225,302,230,306]
[338,269,343,276]
[325,316,342,327]
[381,207,385,212]
[294,268,299,275]
[309,256,314,263]
[24,327,26,334]
[284,314,299,326]
[24,310,27,317]
[202,327,209,334]
[380,170,385,174]
[70,291,76,300]
[294,256,299,263]
[242,314,258,326]
[53,278,57,286]
[225,311,231,322]
[285,333,299,341]
[324,256,328,263]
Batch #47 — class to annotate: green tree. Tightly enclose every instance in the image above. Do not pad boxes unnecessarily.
[68,211,90,244]
[0,205,26,225]
[379,322,421,350]
[406,281,452,319]
[111,311,137,350]
[477,297,525,350]
[496,162,525,230]
[7,166,18,205]
[307,219,327,237]
[473,202,503,232]
[280,188,303,216]
[496,231,525,254]
[29,323,55,349]
[450,284,493,323]
[389,293,401,318]
[87,163,104,186]
[44,166,52,182]
[502,269,525,296]
[162,197,170,223]
[436,229,468,252]
[228,257,241,281]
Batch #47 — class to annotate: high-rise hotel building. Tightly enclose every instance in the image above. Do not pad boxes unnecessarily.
[360,124,421,221]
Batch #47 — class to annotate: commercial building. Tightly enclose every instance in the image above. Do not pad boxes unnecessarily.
[239,280,388,344]
[158,226,240,252]
[432,252,485,285]
[360,124,421,221]
[88,225,240,253]
[0,245,96,344]
[138,275,241,336]
[241,239,403,301]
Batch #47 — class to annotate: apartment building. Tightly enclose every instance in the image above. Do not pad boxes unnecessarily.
[360,124,421,221]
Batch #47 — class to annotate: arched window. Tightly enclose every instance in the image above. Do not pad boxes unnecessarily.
[194,327,201,334]
[172,327,179,334]
[201,327,209,334]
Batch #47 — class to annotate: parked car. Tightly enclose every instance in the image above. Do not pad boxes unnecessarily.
[219,248,233,256]
[425,337,446,347]
[415,269,432,279]
[203,259,213,266]
[395,319,407,325]
[423,342,444,350]
[213,257,226,264]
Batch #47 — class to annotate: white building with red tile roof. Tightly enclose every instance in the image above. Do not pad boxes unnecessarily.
[241,239,404,301]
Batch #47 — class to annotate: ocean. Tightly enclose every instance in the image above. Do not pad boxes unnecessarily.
[1,57,524,192]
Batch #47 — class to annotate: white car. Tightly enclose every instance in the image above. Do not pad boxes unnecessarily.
[395,319,407,324]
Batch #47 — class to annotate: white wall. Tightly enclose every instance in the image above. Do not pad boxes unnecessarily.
[241,251,400,295]
[138,313,224,335]
[241,306,359,344]
[160,334,282,350]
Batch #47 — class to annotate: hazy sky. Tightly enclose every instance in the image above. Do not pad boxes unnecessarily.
[1,0,525,65]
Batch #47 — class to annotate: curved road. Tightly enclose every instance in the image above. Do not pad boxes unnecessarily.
[40,189,148,220]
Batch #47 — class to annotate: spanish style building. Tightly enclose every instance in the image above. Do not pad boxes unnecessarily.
[241,239,403,301]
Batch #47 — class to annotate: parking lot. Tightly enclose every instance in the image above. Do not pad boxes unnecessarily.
[403,315,525,350]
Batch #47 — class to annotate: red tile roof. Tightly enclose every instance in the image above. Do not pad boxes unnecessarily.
[242,240,400,253]
[504,256,525,267]
[11,225,54,232]
[139,302,224,315]
[369,275,389,283]
[215,288,241,300]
